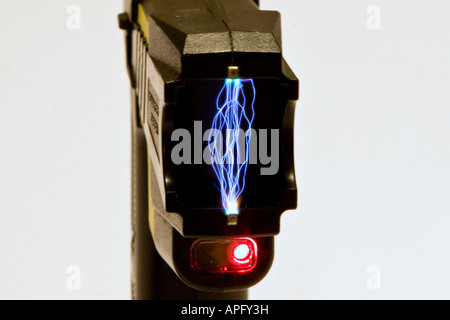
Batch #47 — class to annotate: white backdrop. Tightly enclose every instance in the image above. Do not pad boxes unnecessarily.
[1,0,449,299]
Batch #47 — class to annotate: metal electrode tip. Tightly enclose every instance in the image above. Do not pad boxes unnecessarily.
[227,214,238,226]
[227,66,239,79]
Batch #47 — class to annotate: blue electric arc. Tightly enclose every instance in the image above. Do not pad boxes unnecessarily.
[208,78,256,216]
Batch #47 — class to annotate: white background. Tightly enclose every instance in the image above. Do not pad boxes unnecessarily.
[0,0,449,299]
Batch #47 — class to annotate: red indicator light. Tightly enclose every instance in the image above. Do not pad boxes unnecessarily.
[233,244,251,262]
[191,237,257,273]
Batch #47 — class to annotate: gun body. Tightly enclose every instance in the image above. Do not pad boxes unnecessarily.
[120,0,298,297]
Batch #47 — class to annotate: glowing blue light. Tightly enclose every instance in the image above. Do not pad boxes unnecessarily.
[208,78,256,216]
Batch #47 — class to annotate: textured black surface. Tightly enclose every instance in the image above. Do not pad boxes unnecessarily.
[122,0,299,296]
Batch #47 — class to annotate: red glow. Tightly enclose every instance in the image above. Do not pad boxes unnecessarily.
[190,237,258,273]
[233,244,251,261]
[230,238,257,272]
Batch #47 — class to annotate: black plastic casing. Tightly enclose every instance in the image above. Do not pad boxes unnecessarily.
[120,0,298,292]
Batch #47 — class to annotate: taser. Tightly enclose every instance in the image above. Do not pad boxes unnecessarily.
[119,0,299,299]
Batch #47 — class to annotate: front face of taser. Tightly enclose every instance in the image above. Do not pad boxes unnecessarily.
[121,0,298,293]
[163,77,297,237]
[161,72,295,292]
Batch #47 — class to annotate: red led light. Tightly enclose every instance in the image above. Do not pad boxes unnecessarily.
[191,237,257,273]
[233,244,251,262]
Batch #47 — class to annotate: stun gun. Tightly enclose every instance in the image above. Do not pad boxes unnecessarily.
[119,0,298,299]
